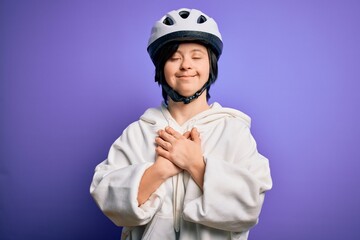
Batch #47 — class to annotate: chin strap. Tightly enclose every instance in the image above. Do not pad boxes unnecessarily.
[162,81,211,104]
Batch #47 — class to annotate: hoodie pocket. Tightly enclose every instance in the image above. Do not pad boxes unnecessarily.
[121,227,133,240]
[121,226,146,240]
[231,231,249,240]
[141,214,175,240]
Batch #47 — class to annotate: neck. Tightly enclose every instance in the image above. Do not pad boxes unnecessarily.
[167,92,210,126]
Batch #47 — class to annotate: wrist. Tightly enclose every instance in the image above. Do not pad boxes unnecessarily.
[188,156,206,177]
[187,156,206,190]
[152,162,171,180]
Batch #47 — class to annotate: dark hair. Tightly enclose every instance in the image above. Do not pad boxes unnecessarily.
[153,41,219,103]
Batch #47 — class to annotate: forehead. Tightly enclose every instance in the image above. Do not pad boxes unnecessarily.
[176,42,208,53]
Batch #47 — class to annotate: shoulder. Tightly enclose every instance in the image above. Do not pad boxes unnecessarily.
[139,104,167,126]
[210,102,252,129]
[113,105,161,138]
[122,104,164,130]
[120,104,167,138]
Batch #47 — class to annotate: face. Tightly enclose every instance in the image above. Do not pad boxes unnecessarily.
[164,43,210,98]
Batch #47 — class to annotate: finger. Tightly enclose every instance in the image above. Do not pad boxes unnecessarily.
[156,146,170,160]
[165,127,183,139]
[193,127,200,137]
[158,129,176,143]
[183,131,191,139]
[155,136,172,150]
[191,128,201,143]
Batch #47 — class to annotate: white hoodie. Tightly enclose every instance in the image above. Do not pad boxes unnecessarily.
[90,102,272,240]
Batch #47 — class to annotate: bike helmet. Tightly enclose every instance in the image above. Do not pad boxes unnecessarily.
[147,8,223,63]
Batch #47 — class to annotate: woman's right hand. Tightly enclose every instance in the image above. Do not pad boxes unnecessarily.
[137,130,188,205]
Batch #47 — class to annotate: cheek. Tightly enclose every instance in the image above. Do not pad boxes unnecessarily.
[200,62,210,79]
[163,63,175,83]
[163,62,171,75]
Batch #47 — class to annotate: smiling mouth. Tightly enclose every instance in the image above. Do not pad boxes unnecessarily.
[177,75,196,78]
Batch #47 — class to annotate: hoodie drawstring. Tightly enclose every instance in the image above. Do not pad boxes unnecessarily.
[172,121,195,236]
[173,171,184,234]
[161,107,198,238]
[163,116,185,236]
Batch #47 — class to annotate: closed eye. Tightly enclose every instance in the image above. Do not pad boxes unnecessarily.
[169,53,182,61]
[192,54,204,60]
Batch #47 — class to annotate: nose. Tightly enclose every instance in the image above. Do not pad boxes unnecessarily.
[180,57,192,70]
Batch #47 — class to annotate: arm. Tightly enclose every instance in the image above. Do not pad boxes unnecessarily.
[182,122,273,232]
[137,155,182,205]
[90,124,166,227]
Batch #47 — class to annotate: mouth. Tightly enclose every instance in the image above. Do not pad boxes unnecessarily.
[176,75,197,79]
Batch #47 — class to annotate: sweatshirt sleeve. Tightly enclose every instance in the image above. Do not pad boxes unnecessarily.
[89,123,166,227]
[182,119,272,232]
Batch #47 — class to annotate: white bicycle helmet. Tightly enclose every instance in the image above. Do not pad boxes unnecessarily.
[147,8,223,63]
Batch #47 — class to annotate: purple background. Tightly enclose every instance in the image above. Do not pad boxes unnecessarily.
[1,0,359,239]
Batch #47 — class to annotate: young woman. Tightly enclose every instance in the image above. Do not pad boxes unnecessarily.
[90,8,272,240]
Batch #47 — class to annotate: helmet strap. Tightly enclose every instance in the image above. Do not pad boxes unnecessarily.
[162,81,211,104]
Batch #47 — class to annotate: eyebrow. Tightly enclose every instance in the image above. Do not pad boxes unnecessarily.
[191,49,206,53]
[175,48,206,54]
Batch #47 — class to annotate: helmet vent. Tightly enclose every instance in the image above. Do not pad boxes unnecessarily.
[163,17,174,26]
[179,11,190,19]
[197,15,207,24]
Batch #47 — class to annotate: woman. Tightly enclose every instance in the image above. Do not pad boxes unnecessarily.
[90,8,272,240]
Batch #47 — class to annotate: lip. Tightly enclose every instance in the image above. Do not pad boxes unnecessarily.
[176,75,196,78]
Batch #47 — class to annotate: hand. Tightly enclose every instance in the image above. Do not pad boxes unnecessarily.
[155,127,203,173]
[153,154,183,180]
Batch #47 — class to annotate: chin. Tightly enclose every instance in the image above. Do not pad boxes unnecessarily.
[177,91,196,97]
[175,87,200,96]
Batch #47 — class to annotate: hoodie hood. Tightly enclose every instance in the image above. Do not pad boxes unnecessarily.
[140,102,251,131]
